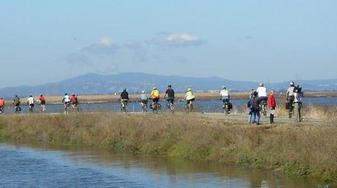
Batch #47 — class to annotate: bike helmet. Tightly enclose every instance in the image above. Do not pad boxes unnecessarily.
[168,85,172,88]
[259,83,264,87]
[290,81,295,86]
[222,86,227,89]
[152,87,157,90]
[65,93,68,95]
[187,88,192,92]
[141,90,145,94]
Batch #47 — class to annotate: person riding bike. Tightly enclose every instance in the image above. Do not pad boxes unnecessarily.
[13,95,21,113]
[70,94,79,112]
[27,95,35,113]
[139,90,148,112]
[220,86,232,113]
[185,88,195,112]
[38,94,46,112]
[0,97,5,114]
[164,85,175,111]
[62,93,71,114]
[150,87,160,111]
[286,81,296,118]
[256,83,268,116]
[120,89,129,112]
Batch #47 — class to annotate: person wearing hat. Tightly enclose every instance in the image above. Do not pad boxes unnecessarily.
[27,95,35,113]
[185,87,195,112]
[150,87,160,103]
[139,90,148,112]
[13,95,21,113]
[62,93,71,114]
[286,81,296,118]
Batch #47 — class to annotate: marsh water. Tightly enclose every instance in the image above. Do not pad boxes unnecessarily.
[0,143,329,188]
[2,96,337,114]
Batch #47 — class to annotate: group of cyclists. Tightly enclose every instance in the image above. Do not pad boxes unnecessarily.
[119,85,196,113]
[0,93,79,114]
[0,82,304,124]
[246,81,303,124]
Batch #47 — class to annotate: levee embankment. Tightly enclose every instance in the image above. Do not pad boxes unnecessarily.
[0,112,336,183]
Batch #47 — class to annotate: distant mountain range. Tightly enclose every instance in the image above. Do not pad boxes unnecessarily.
[1,72,337,98]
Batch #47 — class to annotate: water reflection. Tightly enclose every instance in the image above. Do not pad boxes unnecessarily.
[0,144,329,188]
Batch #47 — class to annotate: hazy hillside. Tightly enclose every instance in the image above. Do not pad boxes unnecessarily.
[0,73,336,98]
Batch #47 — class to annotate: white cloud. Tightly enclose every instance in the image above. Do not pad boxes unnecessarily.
[153,32,203,47]
[98,37,114,46]
[81,37,119,55]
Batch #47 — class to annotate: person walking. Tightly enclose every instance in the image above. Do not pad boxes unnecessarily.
[0,97,5,114]
[293,85,303,122]
[247,91,260,125]
[267,90,277,124]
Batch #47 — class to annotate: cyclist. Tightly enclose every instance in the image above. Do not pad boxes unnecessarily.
[13,95,21,113]
[62,93,71,114]
[139,90,148,112]
[185,88,195,112]
[164,85,175,111]
[220,86,231,113]
[286,81,296,118]
[256,83,268,116]
[70,94,79,112]
[120,89,129,112]
[27,95,35,113]
[150,87,160,110]
[38,94,46,112]
[0,97,5,114]
[267,90,277,124]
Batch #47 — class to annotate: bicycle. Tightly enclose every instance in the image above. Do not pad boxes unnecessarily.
[140,100,148,112]
[64,102,70,114]
[166,98,175,113]
[120,99,128,113]
[150,99,161,113]
[259,100,267,117]
[222,99,232,114]
[185,99,194,113]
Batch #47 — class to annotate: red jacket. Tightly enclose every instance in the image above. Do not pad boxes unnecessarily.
[267,94,276,109]
[0,99,5,106]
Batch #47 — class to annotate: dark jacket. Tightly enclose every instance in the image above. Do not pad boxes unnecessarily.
[121,91,129,100]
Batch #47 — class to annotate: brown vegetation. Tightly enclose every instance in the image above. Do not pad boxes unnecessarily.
[0,112,336,183]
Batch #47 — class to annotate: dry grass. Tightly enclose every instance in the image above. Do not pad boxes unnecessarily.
[0,112,336,183]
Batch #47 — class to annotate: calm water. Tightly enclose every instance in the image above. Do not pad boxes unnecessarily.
[1,96,337,114]
[0,143,329,188]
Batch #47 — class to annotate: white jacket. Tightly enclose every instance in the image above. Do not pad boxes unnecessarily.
[185,91,195,101]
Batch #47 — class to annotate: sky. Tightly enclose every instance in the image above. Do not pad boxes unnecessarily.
[1,0,337,87]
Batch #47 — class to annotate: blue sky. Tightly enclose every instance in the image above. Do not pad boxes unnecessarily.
[1,0,337,87]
